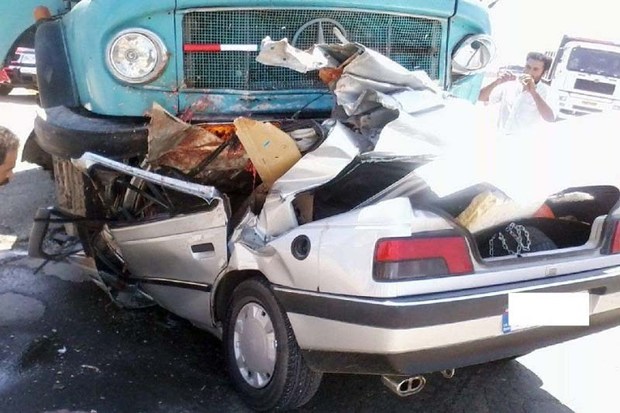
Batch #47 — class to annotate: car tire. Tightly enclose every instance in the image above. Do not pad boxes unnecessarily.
[224,277,322,411]
[0,84,12,96]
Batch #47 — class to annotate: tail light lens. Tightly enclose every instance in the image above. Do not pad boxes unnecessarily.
[609,221,620,254]
[374,234,474,281]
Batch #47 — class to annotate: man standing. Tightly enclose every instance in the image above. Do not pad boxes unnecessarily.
[0,126,19,186]
[479,52,558,134]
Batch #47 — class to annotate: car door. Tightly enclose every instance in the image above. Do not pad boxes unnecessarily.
[109,202,228,326]
[76,152,229,327]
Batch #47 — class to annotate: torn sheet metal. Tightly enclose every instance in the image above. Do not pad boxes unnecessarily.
[147,102,191,162]
[374,97,494,155]
[340,47,440,92]
[257,38,477,158]
[257,38,438,93]
[255,36,338,73]
[334,53,440,117]
[269,121,366,198]
[147,103,248,175]
[257,122,366,237]
[252,38,493,237]
[72,152,220,203]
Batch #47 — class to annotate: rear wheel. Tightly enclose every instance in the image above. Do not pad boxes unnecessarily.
[0,84,12,96]
[224,277,322,411]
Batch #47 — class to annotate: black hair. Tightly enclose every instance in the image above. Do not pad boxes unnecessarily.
[527,52,553,71]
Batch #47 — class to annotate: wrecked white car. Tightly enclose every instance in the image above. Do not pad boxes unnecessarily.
[30,41,620,411]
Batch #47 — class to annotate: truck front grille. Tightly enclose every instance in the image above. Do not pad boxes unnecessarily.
[574,78,616,95]
[182,9,443,90]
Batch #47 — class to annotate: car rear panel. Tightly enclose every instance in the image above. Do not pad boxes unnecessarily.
[275,265,620,374]
[302,195,620,297]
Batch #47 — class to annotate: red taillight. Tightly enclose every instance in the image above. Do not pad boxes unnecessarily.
[610,222,620,254]
[0,68,10,83]
[374,235,474,281]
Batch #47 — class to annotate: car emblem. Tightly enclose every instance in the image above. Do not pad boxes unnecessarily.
[291,18,348,48]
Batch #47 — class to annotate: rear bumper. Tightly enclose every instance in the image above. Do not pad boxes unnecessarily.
[34,105,148,159]
[274,267,620,375]
[300,308,620,375]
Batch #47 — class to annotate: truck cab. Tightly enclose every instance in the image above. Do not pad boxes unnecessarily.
[549,36,620,118]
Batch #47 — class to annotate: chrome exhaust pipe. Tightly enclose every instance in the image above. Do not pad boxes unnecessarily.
[441,369,455,379]
[381,375,426,397]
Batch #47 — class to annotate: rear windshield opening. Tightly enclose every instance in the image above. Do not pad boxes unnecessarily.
[429,185,620,258]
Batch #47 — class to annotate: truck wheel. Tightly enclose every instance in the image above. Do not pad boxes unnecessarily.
[0,84,12,96]
[224,277,322,411]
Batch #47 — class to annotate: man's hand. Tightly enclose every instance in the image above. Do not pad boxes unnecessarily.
[497,70,517,84]
[520,74,536,93]
[479,70,516,102]
[522,75,555,121]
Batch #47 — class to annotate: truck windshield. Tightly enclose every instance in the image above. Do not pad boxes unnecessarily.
[567,47,620,78]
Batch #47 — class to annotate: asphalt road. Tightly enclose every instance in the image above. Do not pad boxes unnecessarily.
[1,90,620,413]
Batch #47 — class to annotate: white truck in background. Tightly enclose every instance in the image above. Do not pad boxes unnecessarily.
[548,35,620,118]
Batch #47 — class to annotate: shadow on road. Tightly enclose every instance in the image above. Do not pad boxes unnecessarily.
[302,360,573,413]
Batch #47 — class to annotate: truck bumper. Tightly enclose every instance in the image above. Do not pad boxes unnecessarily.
[34,105,148,159]
[274,268,620,375]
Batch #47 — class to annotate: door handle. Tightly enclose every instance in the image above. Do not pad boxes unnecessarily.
[191,243,215,259]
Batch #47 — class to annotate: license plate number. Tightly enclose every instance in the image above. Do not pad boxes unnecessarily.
[502,292,590,333]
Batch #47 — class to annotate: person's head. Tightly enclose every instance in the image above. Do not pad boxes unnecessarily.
[524,52,553,83]
[0,126,19,186]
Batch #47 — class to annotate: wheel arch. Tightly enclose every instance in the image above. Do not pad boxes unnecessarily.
[213,269,270,324]
[2,24,36,66]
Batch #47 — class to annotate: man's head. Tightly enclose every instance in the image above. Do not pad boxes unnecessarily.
[524,52,553,83]
[0,126,19,186]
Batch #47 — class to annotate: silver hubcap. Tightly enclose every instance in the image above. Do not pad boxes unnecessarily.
[233,302,277,388]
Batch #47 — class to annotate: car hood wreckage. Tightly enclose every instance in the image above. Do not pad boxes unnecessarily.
[30,38,620,411]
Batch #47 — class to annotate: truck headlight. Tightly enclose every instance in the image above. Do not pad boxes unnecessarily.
[106,29,168,84]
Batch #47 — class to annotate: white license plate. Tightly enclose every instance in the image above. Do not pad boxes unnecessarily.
[502,292,590,333]
[20,67,37,75]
